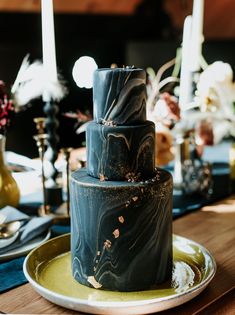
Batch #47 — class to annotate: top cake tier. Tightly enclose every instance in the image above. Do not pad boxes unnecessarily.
[93,67,146,125]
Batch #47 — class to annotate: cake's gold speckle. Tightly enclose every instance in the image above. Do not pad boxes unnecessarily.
[104,239,112,248]
[113,229,120,238]
[125,200,130,207]
[132,196,138,202]
[99,174,108,181]
[100,118,117,127]
[118,216,125,223]
[125,172,141,182]
[87,276,102,289]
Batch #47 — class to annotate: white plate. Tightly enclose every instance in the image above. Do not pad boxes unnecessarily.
[0,231,19,249]
[23,234,216,314]
[0,230,51,261]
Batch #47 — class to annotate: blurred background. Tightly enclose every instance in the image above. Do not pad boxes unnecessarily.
[0,0,234,157]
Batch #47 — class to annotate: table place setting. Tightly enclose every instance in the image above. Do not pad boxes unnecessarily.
[0,206,52,260]
[0,206,53,293]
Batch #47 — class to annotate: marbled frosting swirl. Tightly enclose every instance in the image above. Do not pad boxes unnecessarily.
[93,68,146,125]
[71,168,173,291]
[86,121,155,180]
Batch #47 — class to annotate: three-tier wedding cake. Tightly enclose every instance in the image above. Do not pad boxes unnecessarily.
[70,67,173,292]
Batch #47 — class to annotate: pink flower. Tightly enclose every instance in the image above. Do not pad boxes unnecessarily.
[195,119,214,146]
[150,92,181,129]
[159,92,181,125]
[0,81,15,135]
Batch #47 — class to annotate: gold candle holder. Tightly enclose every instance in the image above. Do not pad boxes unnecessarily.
[173,135,190,188]
[33,117,46,135]
[33,133,49,215]
[229,143,235,180]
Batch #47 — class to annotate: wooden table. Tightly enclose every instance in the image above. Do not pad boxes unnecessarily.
[1,195,235,314]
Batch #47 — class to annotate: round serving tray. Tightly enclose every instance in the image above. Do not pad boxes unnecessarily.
[23,233,216,315]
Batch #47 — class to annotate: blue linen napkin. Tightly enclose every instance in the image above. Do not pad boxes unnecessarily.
[0,225,70,293]
[0,206,53,254]
[0,206,29,223]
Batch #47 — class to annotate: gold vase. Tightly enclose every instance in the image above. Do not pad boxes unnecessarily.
[0,134,20,209]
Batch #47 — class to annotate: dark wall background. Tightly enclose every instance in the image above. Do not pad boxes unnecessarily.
[0,13,129,157]
[0,1,172,157]
[0,2,235,157]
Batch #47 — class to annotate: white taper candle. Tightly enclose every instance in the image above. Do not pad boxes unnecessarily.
[179,15,193,111]
[41,0,57,101]
[190,0,204,72]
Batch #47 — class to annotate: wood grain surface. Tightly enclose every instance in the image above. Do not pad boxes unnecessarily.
[1,195,235,314]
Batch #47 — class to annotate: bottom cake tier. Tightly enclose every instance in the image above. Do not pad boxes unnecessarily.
[70,168,173,292]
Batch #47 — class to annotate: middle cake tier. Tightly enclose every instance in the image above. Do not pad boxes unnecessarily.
[86,120,155,180]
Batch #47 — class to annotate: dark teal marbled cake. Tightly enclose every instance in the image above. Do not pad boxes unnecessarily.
[93,68,146,125]
[71,168,173,292]
[70,67,173,292]
[86,120,155,180]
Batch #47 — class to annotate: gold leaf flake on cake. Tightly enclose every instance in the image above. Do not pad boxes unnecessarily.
[125,200,130,207]
[125,172,141,182]
[132,196,138,202]
[99,174,108,181]
[100,118,117,127]
[118,216,125,223]
[113,229,120,238]
[104,239,112,248]
[87,276,102,289]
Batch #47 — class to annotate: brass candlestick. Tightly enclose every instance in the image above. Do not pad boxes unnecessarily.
[173,135,190,189]
[33,133,49,215]
[33,117,46,135]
